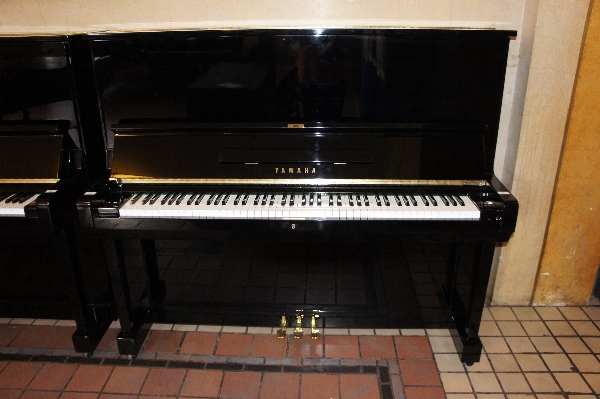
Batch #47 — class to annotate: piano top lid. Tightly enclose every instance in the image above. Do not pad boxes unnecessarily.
[0,121,71,184]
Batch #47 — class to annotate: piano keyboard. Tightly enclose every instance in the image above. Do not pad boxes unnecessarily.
[118,192,480,220]
[0,192,39,217]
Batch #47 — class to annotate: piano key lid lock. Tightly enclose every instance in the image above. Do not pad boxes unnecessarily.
[277,311,321,339]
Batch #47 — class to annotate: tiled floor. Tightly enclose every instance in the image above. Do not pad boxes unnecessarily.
[1,306,600,398]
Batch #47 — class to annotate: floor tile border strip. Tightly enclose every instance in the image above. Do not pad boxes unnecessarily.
[0,352,396,399]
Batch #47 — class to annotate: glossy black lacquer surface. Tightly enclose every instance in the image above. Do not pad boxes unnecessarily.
[88,29,513,173]
[77,29,518,363]
[0,37,114,355]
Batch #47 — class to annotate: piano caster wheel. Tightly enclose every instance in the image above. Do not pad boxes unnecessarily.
[276,314,287,339]
[293,314,304,339]
[310,314,320,339]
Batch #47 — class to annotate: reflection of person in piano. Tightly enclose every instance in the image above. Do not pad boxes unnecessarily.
[297,37,346,121]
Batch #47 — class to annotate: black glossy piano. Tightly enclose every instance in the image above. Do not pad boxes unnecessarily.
[76,29,518,363]
[0,37,114,354]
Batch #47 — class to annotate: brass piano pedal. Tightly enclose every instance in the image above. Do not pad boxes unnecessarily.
[310,314,320,339]
[293,314,304,339]
[276,314,287,339]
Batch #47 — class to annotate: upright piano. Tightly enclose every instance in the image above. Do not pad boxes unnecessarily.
[0,36,114,354]
[76,29,518,363]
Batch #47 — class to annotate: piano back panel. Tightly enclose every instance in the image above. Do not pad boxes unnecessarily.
[89,30,513,174]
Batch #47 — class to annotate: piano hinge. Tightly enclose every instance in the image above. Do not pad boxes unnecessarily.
[287,123,304,128]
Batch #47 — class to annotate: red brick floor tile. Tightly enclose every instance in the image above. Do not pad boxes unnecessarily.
[394,336,433,359]
[0,390,23,399]
[220,371,261,399]
[143,331,184,353]
[340,374,380,399]
[139,396,176,399]
[98,395,137,399]
[251,334,287,358]
[300,374,339,399]
[404,386,445,399]
[29,363,78,390]
[9,325,54,348]
[140,368,185,396]
[43,327,77,349]
[0,362,43,389]
[399,359,441,386]
[60,393,100,399]
[324,336,360,359]
[96,329,119,352]
[216,333,254,356]
[0,361,6,373]
[180,369,223,397]
[66,365,113,392]
[20,391,60,399]
[103,366,149,394]
[179,332,218,355]
[287,336,324,358]
[0,324,24,346]
[260,372,300,399]
[359,336,396,359]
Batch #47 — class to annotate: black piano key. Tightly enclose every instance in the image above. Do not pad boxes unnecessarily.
[149,193,161,205]
[439,195,450,206]
[420,194,429,206]
[0,193,12,202]
[402,195,410,206]
[428,195,437,206]
[188,193,199,205]
[348,194,354,206]
[309,193,314,206]
[195,194,206,205]
[222,194,230,205]
[214,193,224,205]
[129,193,142,205]
[447,195,457,206]
[289,194,295,206]
[253,195,259,206]
[281,194,287,206]
[234,194,241,206]
[454,195,465,206]
[168,193,180,205]
[363,194,369,206]
[394,194,402,206]
[337,194,342,206]
[317,193,321,206]
[301,194,306,206]
[269,194,275,206]
[383,194,390,207]
[242,193,249,205]
[261,194,268,206]
[355,193,362,206]
[18,193,36,203]
[409,195,417,206]
[329,194,333,206]
[10,193,27,203]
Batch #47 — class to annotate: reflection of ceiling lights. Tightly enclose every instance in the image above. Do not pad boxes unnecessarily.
[314,29,324,36]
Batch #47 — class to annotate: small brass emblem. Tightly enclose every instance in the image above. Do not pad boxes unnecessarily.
[293,314,304,339]
[291,224,296,229]
[277,314,287,339]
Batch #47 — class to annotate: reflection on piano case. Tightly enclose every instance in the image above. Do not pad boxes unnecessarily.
[76,29,519,364]
[0,36,114,355]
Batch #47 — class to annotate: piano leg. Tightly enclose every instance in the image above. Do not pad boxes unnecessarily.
[442,242,495,365]
[103,239,151,356]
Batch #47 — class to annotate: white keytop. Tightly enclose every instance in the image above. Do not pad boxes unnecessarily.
[0,193,40,217]
[118,192,481,221]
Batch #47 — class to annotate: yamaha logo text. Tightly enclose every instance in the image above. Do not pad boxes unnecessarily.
[275,167,316,174]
